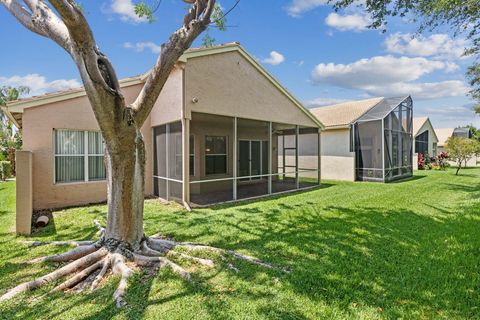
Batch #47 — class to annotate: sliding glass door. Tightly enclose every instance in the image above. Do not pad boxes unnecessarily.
[238,140,266,181]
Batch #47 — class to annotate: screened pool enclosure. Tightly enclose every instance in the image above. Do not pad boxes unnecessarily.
[353,96,413,182]
[153,112,321,206]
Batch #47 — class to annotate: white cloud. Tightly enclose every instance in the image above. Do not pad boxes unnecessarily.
[0,74,81,96]
[304,97,347,107]
[286,0,328,17]
[364,80,469,99]
[262,51,285,66]
[325,12,370,32]
[385,33,467,61]
[109,0,148,23]
[424,104,475,117]
[123,41,161,54]
[311,55,467,99]
[312,56,447,87]
[421,103,478,124]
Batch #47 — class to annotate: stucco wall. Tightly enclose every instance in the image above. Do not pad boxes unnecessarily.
[22,84,154,210]
[414,120,439,156]
[437,146,478,167]
[150,67,184,127]
[184,51,318,127]
[320,129,355,181]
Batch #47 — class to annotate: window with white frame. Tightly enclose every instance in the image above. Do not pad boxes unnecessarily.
[205,136,227,175]
[54,129,106,183]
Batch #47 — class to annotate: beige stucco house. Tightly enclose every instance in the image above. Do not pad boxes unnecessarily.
[310,96,413,182]
[3,43,323,216]
[412,117,439,169]
[413,117,439,157]
[436,127,478,167]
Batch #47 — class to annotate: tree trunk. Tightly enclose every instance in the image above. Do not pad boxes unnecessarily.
[104,126,146,251]
[456,161,461,175]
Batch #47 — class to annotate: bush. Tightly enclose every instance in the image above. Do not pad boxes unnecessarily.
[0,161,12,181]
[418,152,450,171]
[418,153,426,170]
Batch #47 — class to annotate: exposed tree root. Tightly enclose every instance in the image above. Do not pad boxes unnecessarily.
[0,222,283,307]
[93,220,105,238]
[167,250,214,268]
[20,240,95,247]
[29,244,99,264]
[91,256,111,291]
[0,248,108,302]
[111,253,133,308]
[50,259,105,293]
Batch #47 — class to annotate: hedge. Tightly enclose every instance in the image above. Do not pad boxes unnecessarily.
[0,161,12,181]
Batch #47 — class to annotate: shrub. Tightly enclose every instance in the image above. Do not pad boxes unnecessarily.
[418,153,426,170]
[436,152,450,170]
[0,161,12,181]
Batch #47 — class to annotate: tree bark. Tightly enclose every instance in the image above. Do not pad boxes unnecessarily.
[104,127,146,250]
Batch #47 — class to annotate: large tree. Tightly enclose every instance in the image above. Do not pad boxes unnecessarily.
[0,0,273,307]
[333,0,480,113]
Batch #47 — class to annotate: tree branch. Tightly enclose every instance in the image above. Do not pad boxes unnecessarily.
[45,0,125,140]
[0,0,44,36]
[131,0,216,126]
[47,0,94,49]
[23,0,71,52]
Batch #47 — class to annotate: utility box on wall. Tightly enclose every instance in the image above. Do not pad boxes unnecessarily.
[15,150,32,235]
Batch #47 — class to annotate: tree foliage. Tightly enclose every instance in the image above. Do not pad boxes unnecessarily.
[0,86,28,169]
[135,0,229,47]
[445,136,479,175]
[0,86,29,119]
[333,0,480,112]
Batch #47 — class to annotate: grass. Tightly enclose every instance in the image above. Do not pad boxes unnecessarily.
[0,169,479,319]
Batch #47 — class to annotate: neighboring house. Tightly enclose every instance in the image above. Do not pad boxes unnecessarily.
[413,117,439,157]
[3,43,323,212]
[412,117,439,169]
[436,127,478,167]
[310,96,413,182]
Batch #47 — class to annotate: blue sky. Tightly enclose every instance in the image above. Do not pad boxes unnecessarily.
[1,0,479,128]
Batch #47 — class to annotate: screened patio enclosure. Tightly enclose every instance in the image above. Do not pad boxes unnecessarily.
[353,96,413,182]
[153,112,320,207]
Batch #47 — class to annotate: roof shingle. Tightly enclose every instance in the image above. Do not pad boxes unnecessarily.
[309,97,383,129]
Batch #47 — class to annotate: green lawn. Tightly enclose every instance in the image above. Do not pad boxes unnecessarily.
[0,169,479,320]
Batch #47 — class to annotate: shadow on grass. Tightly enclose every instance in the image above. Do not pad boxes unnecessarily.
[206,183,334,212]
[389,175,426,183]
[140,200,480,319]
[1,177,479,319]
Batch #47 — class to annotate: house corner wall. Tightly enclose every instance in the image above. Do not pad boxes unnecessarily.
[21,84,155,210]
[15,150,32,235]
[320,129,355,181]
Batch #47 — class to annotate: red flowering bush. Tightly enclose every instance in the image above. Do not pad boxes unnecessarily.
[418,153,426,170]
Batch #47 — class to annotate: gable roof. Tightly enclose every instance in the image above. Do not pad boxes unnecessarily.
[309,97,384,129]
[435,128,455,147]
[413,117,428,136]
[413,117,439,142]
[2,42,323,129]
[179,43,323,128]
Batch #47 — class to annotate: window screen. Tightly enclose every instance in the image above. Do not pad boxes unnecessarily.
[415,131,429,156]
